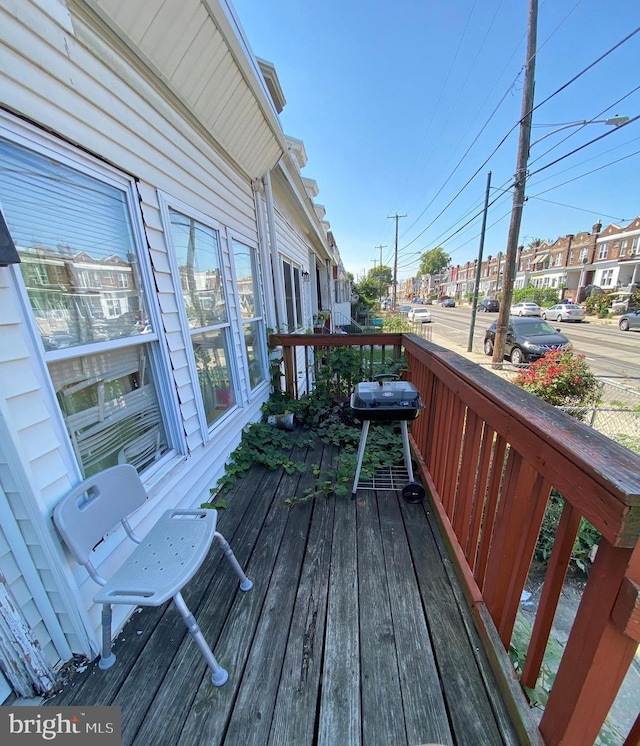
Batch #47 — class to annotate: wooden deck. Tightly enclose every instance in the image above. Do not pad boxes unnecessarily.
[45,430,521,745]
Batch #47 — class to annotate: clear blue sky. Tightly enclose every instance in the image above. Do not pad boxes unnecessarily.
[232,0,640,281]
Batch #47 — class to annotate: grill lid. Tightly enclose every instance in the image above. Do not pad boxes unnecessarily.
[350,376,423,420]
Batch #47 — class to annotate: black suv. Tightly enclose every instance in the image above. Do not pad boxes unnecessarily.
[483,317,571,365]
[478,299,499,312]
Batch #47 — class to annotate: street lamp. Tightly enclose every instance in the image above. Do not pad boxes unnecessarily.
[529,116,629,148]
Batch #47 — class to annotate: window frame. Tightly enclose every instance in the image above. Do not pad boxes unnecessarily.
[228,230,269,398]
[1,115,182,481]
[158,193,241,439]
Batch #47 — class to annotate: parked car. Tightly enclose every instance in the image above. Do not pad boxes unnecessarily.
[509,302,541,317]
[619,309,640,332]
[407,307,432,323]
[441,298,456,308]
[478,299,499,313]
[483,317,571,365]
[542,304,585,323]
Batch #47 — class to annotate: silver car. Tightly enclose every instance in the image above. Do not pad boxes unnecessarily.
[542,304,585,323]
[619,310,640,332]
[510,302,541,317]
[407,307,432,323]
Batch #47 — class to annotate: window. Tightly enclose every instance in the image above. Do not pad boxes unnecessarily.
[632,237,639,255]
[620,239,628,256]
[569,251,574,264]
[0,136,168,477]
[601,269,614,287]
[282,260,304,332]
[168,209,236,427]
[232,239,266,390]
[598,242,609,260]
[579,248,588,263]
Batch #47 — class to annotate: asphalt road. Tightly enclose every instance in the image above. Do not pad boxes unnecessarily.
[411,305,640,380]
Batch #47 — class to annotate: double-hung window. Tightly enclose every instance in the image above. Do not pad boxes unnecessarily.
[232,239,266,390]
[167,209,236,428]
[0,136,169,477]
[282,260,304,332]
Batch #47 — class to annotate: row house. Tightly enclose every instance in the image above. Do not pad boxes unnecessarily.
[427,217,639,305]
[516,218,640,301]
[0,0,346,700]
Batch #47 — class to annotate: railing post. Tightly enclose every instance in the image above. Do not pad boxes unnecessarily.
[282,344,296,398]
[540,540,636,745]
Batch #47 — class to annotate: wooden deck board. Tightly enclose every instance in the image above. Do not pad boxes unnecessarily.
[268,445,336,745]
[357,491,407,746]
[45,432,522,746]
[377,490,453,746]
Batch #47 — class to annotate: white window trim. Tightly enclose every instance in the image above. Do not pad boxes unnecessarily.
[226,228,270,401]
[1,112,184,483]
[157,192,241,440]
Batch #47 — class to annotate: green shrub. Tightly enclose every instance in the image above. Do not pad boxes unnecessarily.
[514,349,600,414]
[515,351,602,571]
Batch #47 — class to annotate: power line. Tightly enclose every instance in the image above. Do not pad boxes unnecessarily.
[397,24,640,256]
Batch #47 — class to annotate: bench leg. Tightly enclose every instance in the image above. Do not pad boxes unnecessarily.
[173,592,228,686]
[215,532,253,591]
[98,604,116,670]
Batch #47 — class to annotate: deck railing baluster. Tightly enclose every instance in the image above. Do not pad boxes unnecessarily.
[269,332,640,745]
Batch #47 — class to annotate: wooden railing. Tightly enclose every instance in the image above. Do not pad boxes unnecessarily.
[270,332,640,746]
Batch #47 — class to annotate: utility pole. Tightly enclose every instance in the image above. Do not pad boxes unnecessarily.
[374,244,387,301]
[492,0,538,367]
[387,214,406,309]
[467,171,492,352]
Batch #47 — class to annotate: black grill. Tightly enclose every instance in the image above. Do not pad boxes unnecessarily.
[350,379,423,422]
[350,375,425,503]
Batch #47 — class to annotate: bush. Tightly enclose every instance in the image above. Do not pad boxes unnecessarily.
[514,349,600,413]
[584,291,611,317]
[516,351,602,573]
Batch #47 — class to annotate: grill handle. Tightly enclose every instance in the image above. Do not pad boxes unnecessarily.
[373,373,400,386]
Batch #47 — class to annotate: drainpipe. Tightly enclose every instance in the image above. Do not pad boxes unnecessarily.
[251,180,277,328]
[263,170,287,331]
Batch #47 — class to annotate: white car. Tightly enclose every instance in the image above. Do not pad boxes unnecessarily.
[407,307,432,323]
[510,302,541,317]
[542,304,585,323]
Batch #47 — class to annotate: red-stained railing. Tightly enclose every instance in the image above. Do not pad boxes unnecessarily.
[271,332,640,746]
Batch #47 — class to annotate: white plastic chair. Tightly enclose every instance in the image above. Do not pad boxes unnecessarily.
[53,464,252,686]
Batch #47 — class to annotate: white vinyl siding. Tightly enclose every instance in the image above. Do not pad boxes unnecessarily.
[0,1,276,666]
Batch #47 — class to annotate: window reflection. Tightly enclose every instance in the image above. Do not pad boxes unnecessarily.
[191,330,235,425]
[50,347,167,477]
[169,211,227,328]
[0,139,151,349]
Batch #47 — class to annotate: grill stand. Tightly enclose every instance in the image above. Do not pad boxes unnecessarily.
[351,419,415,499]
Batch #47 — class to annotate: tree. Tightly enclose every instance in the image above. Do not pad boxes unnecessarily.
[418,247,449,277]
[368,264,392,287]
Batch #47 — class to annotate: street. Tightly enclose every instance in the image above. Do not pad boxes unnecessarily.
[416,305,640,380]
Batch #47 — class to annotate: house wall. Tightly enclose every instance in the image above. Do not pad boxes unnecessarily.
[0,0,281,676]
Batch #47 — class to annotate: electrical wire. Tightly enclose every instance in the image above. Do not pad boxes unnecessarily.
[396,24,640,256]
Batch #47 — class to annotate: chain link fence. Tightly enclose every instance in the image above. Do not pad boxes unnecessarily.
[561,378,640,454]
[479,365,640,454]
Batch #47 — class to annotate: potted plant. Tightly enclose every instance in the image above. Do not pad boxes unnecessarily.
[313,310,330,333]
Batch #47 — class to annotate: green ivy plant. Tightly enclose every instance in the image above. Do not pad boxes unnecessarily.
[205,339,409,506]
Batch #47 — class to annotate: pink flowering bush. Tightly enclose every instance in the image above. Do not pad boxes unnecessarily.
[514,349,600,416]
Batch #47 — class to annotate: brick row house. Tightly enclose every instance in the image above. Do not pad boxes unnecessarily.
[424,216,640,302]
